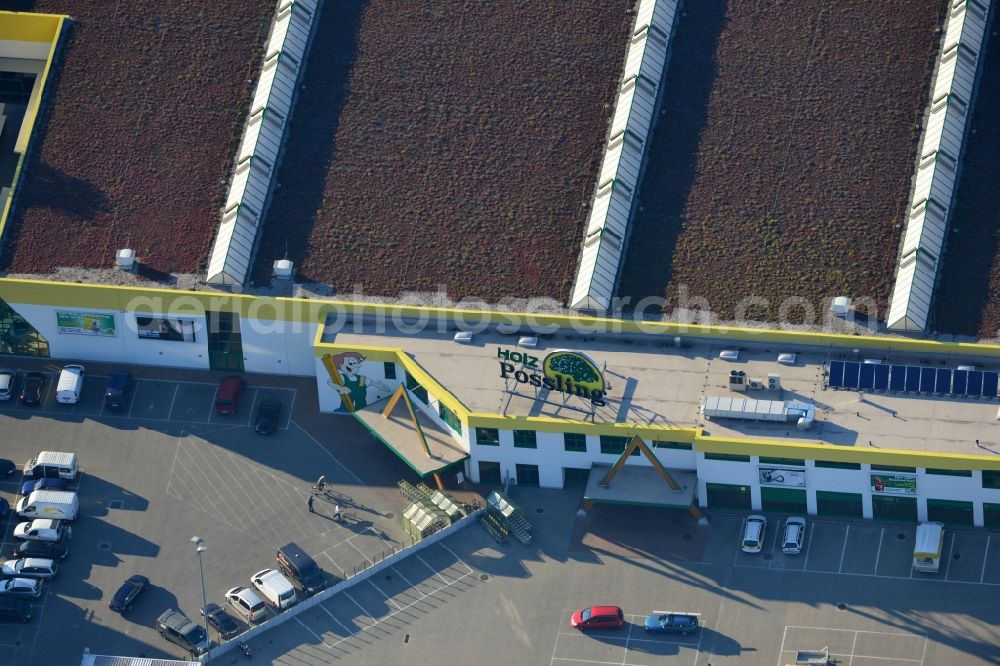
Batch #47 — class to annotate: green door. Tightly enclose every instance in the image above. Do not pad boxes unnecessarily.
[926,499,973,526]
[761,487,807,513]
[515,464,540,488]
[872,495,917,522]
[816,491,863,518]
[478,461,501,485]
[706,483,751,510]
[207,311,244,372]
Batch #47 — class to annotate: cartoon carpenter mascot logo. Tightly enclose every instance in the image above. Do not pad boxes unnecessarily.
[328,352,390,411]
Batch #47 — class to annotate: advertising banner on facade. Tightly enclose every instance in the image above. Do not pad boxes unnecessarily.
[758,467,806,488]
[871,473,917,495]
[56,311,116,337]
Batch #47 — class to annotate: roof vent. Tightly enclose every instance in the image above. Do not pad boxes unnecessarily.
[115,249,136,272]
[830,296,852,317]
[273,259,294,279]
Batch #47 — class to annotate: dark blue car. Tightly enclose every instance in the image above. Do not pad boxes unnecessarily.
[643,611,700,635]
[109,575,149,613]
[104,371,133,409]
[19,478,66,496]
[0,498,8,521]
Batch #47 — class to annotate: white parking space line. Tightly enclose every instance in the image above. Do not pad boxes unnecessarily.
[621,620,633,666]
[347,539,374,565]
[555,631,697,647]
[283,388,297,429]
[320,603,354,635]
[126,380,141,418]
[416,553,451,586]
[802,523,815,569]
[980,535,991,584]
[245,388,259,428]
[342,590,378,626]
[874,527,884,574]
[328,571,472,648]
[942,532,956,581]
[293,421,367,487]
[777,625,789,666]
[768,519,782,567]
[838,525,851,573]
[365,577,403,611]
[295,616,333,648]
[440,543,476,575]
[848,630,858,666]
[166,383,179,421]
[389,565,422,595]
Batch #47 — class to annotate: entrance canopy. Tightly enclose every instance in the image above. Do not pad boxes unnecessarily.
[584,464,696,509]
[353,401,468,477]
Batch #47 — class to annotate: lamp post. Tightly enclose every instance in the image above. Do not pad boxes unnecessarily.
[191,536,211,663]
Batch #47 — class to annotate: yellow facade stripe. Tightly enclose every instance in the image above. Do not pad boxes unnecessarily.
[695,434,1000,471]
[6,275,1000,360]
[0,12,64,42]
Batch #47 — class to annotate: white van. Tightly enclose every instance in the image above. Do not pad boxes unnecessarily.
[23,451,79,480]
[56,365,85,404]
[913,521,944,573]
[250,568,298,610]
[16,490,80,521]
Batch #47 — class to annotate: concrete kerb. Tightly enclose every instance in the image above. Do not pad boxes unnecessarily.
[201,509,484,661]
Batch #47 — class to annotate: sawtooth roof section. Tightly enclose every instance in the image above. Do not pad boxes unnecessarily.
[207,0,318,286]
[570,0,678,312]
[887,0,992,332]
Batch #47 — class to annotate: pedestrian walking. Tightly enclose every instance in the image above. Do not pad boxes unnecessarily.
[334,504,341,521]
[307,495,314,513]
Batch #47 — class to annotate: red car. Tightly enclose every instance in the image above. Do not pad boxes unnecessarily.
[570,606,625,630]
[214,376,246,415]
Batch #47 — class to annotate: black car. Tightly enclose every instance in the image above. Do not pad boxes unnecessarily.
[12,538,69,561]
[254,399,282,434]
[0,459,15,477]
[0,597,32,623]
[201,603,240,639]
[109,575,149,613]
[103,371,133,409]
[20,372,44,405]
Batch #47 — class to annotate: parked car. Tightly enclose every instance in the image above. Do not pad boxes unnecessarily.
[643,611,701,635]
[0,597,33,623]
[254,398,282,434]
[0,458,14,477]
[214,376,246,415]
[0,498,8,521]
[570,606,625,630]
[0,368,15,401]
[20,372,44,405]
[782,517,807,555]
[251,568,298,610]
[0,578,41,599]
[109,575,149,613]
[741,514,767,553]
[276,542,326,595]
[14,519,70,542]
[156,609,210,656]
[225,586,268,623]
[103,370,133,409]
[20,477,66,496]
[55,364,85,404]
[2,558,58,580]
[11,538,69,561]
[202,603,241,639]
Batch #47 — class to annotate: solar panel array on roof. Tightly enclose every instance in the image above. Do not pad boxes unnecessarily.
[826,360,999,399]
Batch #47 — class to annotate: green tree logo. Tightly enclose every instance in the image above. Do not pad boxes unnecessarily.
[543,351,605,394]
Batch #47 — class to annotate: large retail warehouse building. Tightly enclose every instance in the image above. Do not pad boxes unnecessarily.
[3,279,1000,528]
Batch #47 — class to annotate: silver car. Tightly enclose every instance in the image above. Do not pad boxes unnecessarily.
[782,517,807,555]
[0,578,41,598]
[2,557,58,580]
[0,369,14,401]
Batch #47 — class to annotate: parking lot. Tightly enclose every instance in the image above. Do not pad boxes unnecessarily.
[0,369,297,429]
[245,488,1000,666]
[0,366,414,665]
[730,515,1000,587]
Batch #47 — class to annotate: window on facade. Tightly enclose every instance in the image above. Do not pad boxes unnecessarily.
[815,460,862,470]
[982,470,1000,489]
[871,465,916,473]
[759,457,804,466]
[704,453,752,463]
[513,430,537,449]
[925,468,971,477]
[654,441,693,450]
[475,427,500,446]
[564,433,587,453]
[405,372,428,404]
[438,402,461,434]
[384,362,397,380]
[600,436,629,455]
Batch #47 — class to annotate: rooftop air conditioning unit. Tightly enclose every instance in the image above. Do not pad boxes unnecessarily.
[777,353,796,365]
[453,331,473,344]
[518,336,539,349]
[719,349,739,361]
[115,248,136,271]
[830,296,852,317]
[767,373,781,391]
[273,259,294,279]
